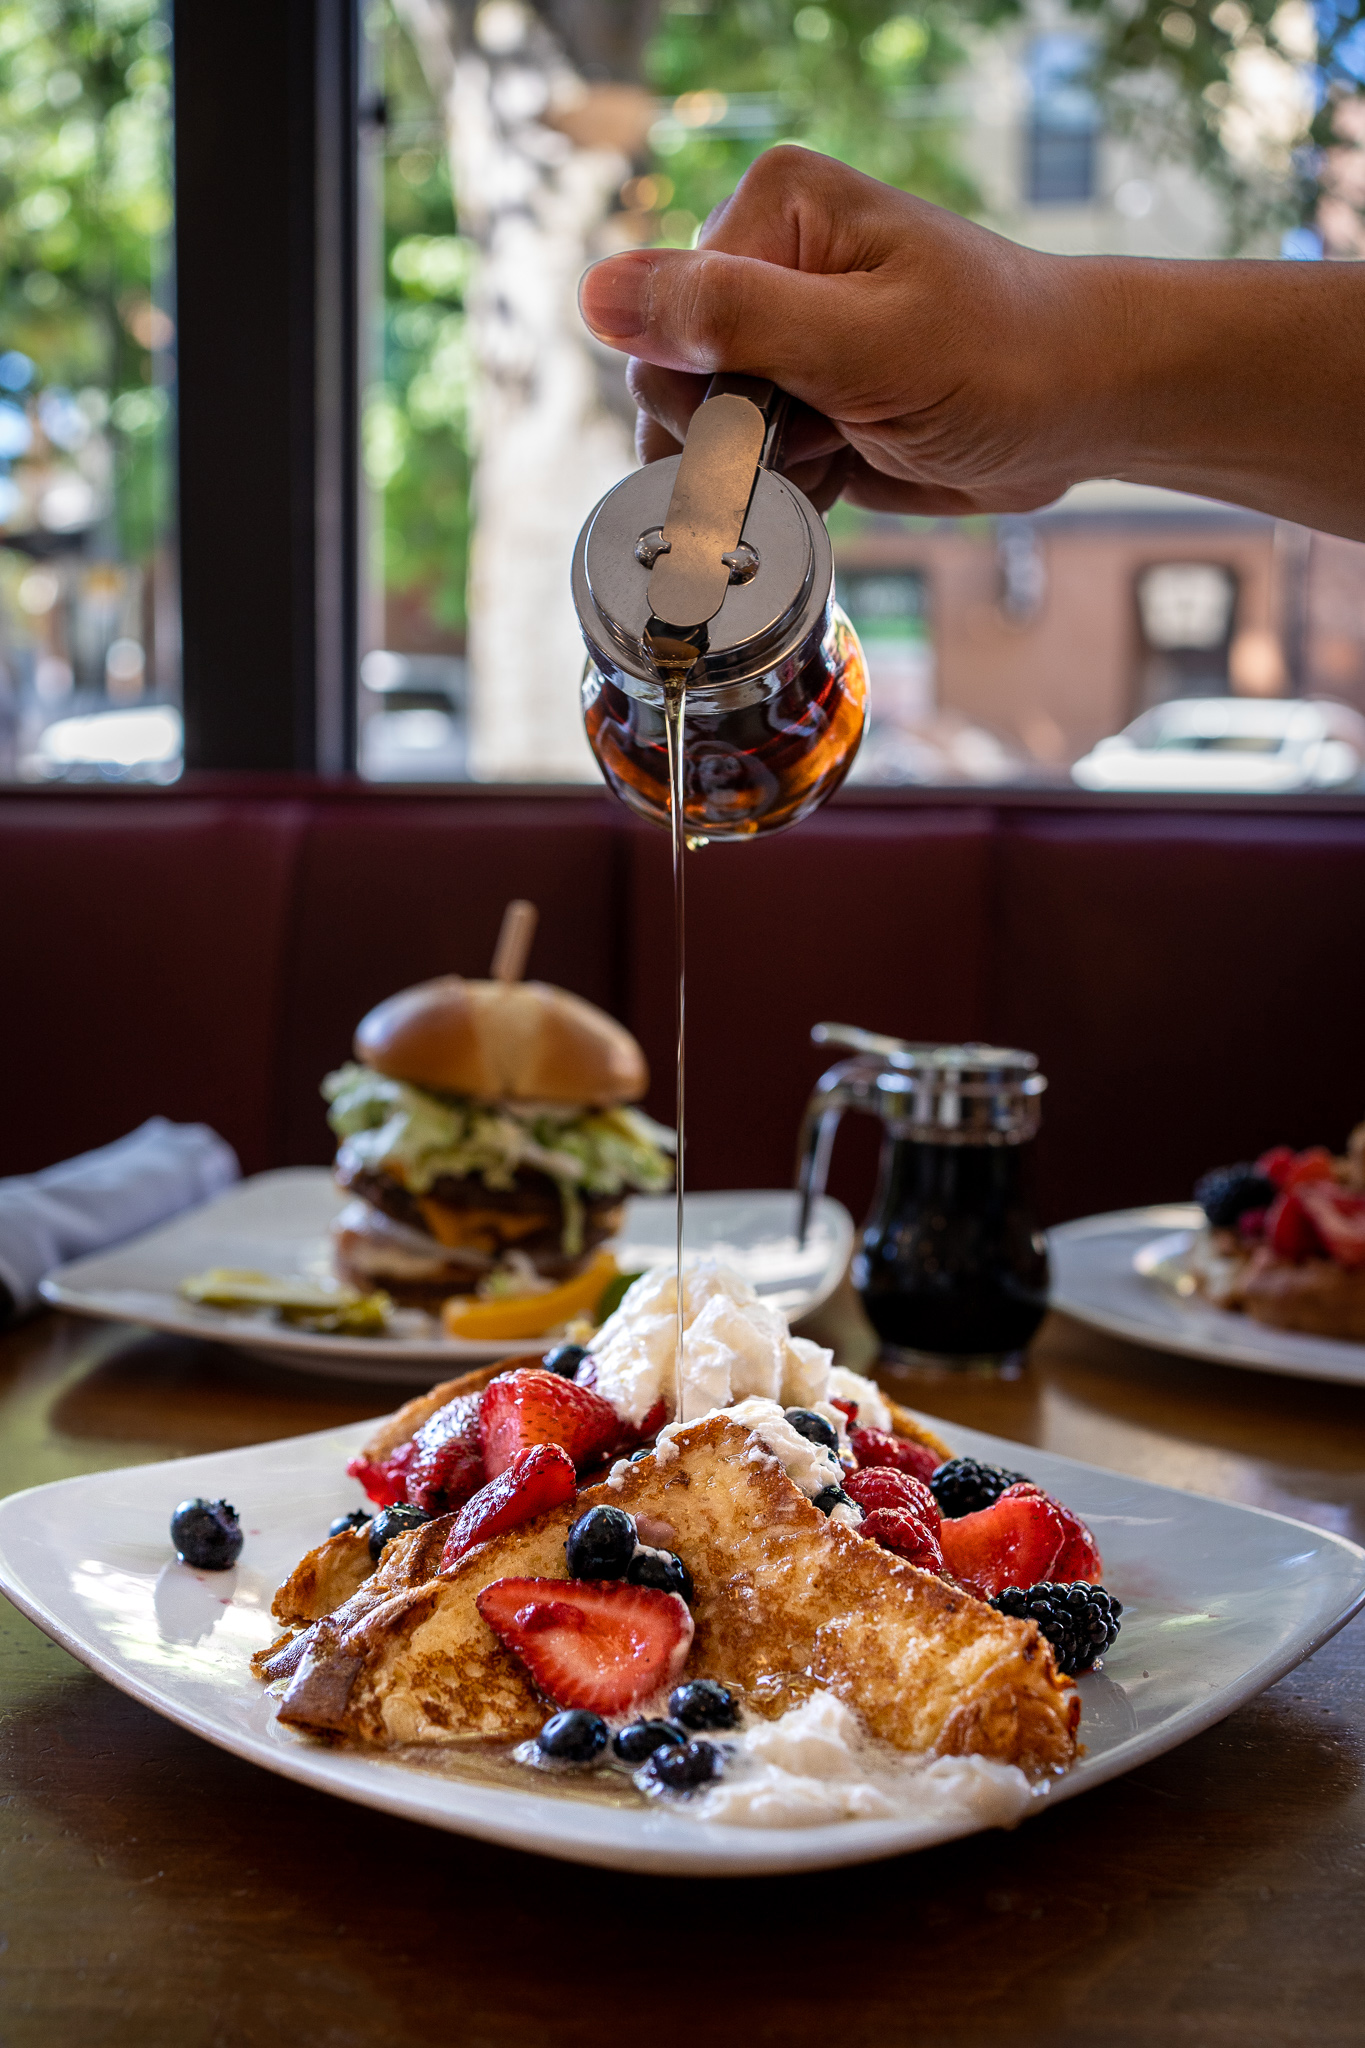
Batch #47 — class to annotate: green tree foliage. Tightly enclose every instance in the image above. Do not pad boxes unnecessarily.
[646,0,991,231]
[368,8,475,640]
[0,0,172,563]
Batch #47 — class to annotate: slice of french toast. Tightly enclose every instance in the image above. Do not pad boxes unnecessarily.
[275,1415,1078,1774]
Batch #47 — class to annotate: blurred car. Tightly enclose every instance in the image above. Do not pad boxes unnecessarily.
[1072,697,1365,793]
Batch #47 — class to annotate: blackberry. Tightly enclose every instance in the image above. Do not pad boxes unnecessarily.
[929,1457,1029,1519]
[1194,1164,1278,1230]
[991,1581,1123,1676]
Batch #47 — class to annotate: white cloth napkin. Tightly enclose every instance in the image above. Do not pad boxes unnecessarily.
[0,1118,240,1316]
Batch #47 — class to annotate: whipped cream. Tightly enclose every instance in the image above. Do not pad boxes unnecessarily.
[654,1396,848,1503]
[680,1690,1037,1832]
[588,1260,889,1434]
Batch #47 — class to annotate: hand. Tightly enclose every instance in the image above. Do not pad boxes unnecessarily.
[578,146,1116,518]
[579,145,1365,542]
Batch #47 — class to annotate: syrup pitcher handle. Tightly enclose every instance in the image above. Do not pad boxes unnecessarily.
[795,1056,883,1245]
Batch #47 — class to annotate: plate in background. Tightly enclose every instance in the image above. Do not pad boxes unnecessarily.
[1049,1205,1365,1387]
[0,1415,1359,1877]
[39,1169,854,1383]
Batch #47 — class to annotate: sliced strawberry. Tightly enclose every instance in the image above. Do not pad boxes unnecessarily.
[844,1466,941,1531]
[1256,1145,1297,1188]
[346,1442,413,1508]
[476,1576,694,1715]
[849,1426,940,1485]
[441,1444,577,1568]
[1294,1183,1365,1270]
[405,1392,485,1514]
[1283,1146,1336,1190]
[999,1482,1102,1583]
[479,1368,622,1478]
[857,1507,945,1570]
[937,1489,1068,1600]
[1266,1188,1328,1262]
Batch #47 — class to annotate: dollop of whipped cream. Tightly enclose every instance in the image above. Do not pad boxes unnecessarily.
[654,1396,848,1503]
[683,1690,1037,1832]
[589,1259,891,1433]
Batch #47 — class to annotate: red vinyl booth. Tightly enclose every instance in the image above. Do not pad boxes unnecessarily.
[3,782,1362,1229]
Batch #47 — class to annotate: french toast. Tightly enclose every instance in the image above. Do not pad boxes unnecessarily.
[273,1415,1078,1774]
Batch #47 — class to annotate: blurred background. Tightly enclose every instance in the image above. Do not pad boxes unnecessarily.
[2,0,1365,792]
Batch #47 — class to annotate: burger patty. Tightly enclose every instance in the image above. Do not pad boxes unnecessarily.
[336,1160,625,1273]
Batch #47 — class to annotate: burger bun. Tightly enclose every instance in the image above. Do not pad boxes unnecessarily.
[354,975,647,1106]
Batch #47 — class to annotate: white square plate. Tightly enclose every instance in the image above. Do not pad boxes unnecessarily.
[0,1416,1360,1877]
[38,1170,854,1383]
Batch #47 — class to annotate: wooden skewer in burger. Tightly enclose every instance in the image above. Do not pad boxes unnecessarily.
[323,901,674,1336]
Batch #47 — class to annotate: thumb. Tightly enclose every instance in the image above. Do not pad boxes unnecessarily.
[578,247,879,416]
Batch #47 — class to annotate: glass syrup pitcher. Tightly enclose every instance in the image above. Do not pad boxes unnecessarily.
[797,1025,1050,1370]
[571,374,869,841]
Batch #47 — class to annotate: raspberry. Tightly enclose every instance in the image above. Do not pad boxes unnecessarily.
[843,1466,941,1531]
[857,1507,945,1570]
[849,1427,939,1484]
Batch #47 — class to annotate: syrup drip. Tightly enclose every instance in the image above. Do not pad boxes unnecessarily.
[663,680,687,1421]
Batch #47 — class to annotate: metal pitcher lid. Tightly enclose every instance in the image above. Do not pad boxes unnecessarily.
[571,375,831,690]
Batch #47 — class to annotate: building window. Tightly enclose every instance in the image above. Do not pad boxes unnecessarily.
[1026,34,1098,206]
[0,6,178,785]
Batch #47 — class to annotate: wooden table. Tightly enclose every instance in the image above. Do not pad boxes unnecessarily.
[1,1299,1363,2047]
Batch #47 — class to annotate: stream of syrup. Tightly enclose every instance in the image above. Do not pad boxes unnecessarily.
[663,680,687,1419]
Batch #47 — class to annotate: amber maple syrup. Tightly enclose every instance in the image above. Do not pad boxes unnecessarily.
[582,608,868,844]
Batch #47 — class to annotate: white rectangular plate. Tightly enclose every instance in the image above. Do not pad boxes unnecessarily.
[38,1170,854,1383]
[0,1416,1360,1877]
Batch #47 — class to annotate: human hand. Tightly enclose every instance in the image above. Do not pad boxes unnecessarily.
[578,146,1120,518]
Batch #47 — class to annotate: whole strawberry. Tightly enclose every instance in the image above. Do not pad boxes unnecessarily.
[480,1368,622,1477]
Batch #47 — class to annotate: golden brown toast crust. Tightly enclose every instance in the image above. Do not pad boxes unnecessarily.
[276,1417,1077,1774]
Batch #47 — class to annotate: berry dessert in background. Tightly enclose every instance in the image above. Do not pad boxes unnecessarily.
[1186,1122,1365,1340]
[252,1262,1123,1832]
[322,941,673,1339]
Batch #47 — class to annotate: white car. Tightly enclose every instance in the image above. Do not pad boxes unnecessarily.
[1072,697,1365,793]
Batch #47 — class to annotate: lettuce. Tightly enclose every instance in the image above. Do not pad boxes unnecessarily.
[322,1065,675,1256]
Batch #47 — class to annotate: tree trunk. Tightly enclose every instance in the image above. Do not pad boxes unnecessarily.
[393,0,657,780]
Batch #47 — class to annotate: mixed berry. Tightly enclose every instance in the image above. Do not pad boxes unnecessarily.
[1198,1144,1365,1269]
[317,1353,1123,1792]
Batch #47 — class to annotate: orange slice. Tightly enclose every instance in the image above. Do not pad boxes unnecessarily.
[441,1251,618,1342]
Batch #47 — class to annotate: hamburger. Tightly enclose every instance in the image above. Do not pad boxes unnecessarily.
[323,974,674,1312]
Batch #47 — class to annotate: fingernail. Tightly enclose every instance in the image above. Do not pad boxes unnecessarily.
[579,254,653,340]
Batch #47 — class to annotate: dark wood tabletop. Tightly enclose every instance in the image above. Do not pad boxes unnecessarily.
[1,1294,1363,2048]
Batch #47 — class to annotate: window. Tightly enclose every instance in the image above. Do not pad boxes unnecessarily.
[0,3,177,785]
[1025,34,1098,207]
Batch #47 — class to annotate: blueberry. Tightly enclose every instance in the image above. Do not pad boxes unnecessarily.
[783,1407,839,1454]
[627,1548,694,1602]
[668,1678,739,1731]
[813,1484,853,1517]
[642,1738,723,1791]
[565,1504,637,1580]
[170,1498,243,1572]
[543,1341,589,1378]
[328,1508,372,1538]
[613,1718,686,1765]
[628,1447,653,1463]
[368,1502,430,1561]
[537,1709,608,1763]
